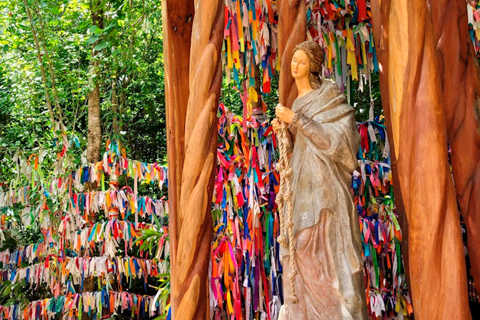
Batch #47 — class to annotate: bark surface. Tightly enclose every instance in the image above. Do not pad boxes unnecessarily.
[371,1,472,319]
[164,0,224,318]
[428,0,480,293]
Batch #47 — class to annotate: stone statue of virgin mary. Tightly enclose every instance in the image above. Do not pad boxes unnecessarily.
[272,40,368,320]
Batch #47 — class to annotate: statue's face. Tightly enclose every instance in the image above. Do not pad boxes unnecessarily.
[291,50,311,80]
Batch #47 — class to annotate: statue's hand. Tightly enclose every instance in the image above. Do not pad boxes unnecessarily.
[271,118,281,133]
[275,104,296,124]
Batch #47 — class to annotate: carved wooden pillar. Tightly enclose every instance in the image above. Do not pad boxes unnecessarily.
[370,0,411,281]
[428,0,480,293]
[164,0,224,318]
[163,1,194,319]
[371,1,471,319]
[278,0,306,109]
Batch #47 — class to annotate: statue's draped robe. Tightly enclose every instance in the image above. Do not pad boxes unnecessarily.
[280,80,367,320]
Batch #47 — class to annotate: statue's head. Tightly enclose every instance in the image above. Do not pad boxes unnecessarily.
[291,41,324,89]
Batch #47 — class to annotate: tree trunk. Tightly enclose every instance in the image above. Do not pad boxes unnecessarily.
[164,0,223,318]
[87,2,104,163]
[428,0,480,293]
[278,0,306,109]
[87,81,101,163]
[371,1,471,319]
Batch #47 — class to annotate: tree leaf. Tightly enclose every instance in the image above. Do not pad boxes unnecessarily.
[103,22,116,32]
[88,25,102,34]
[94,40,109,51]
[86,36,99,44]
[51,5,61,15]
[2,285,11,297]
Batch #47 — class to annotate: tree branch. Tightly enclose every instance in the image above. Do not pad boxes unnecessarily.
[22,0,55,127]
[33,0,65,128]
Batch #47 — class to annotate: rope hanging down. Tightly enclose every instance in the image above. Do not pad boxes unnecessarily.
[274,115,298,304]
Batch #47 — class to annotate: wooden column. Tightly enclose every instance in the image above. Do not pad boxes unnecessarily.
[371,1,471,319]
[370,0,411,281]
[163,1,193,319]
[428,0,480,292]
[278,0,306,109]
[164,0,224,318]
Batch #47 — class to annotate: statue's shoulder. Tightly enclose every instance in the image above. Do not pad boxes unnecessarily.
[320,79,342,95]
[317,79,345,104]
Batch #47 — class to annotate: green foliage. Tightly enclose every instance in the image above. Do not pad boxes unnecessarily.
[350,73,383,122]
[135,213,170,317]
[0,0,166,185]
[0,2,167,316]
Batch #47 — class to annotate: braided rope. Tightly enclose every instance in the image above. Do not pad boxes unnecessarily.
[275,116,299,304]
[275,123,287,246]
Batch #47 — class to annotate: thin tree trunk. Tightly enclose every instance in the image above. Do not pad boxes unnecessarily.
[164,0,223,318]
[428,0,480,293]
[33,0,64,127]
[22,0,55,126]
[371,1,471,319]
[87,1,104,163]
[277,0,306,109]
[112,79,119,136]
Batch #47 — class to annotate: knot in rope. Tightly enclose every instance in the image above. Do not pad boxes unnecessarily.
[284,167,293,178]
[276,192,284,204]
[277,235,288,246]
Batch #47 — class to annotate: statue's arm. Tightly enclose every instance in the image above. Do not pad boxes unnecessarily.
[291,112,331,149]
[284,129,294,153]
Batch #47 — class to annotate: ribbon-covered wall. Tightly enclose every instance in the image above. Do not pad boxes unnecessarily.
[0,290,158,320]
[221,1,382,120]
[355,120,413,319]
[209,103,413,319]
[0,141,169,320]
[210,104,283,319]
[223,0,278,93]
[221,1,380,90]
[306,0,377,91]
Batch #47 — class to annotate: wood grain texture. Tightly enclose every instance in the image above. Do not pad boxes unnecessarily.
[428,0,480,293]
[278,0,306,109]
[370,0,411,279]
[163,1,194,319]
[163,0,194,244]
[371,1,471,319]
[164,0,224,319]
